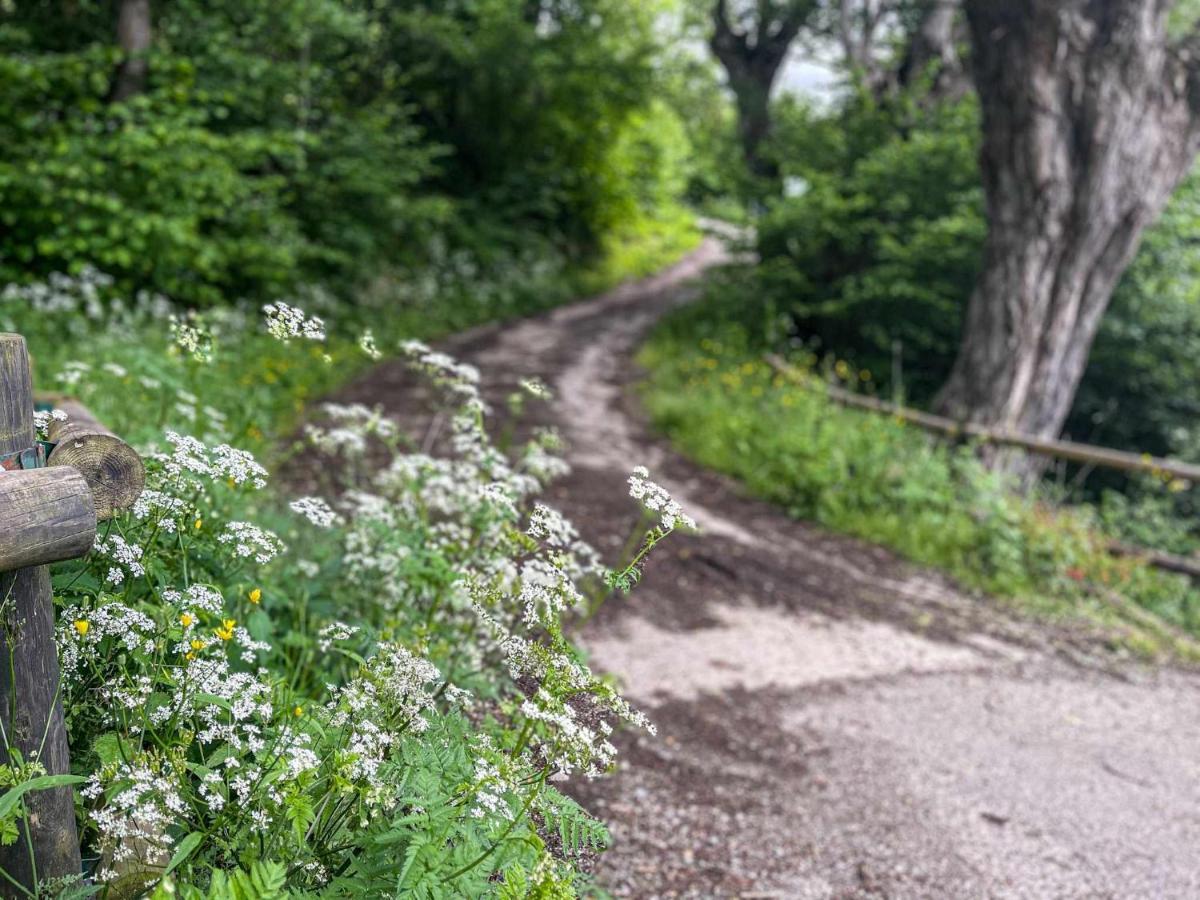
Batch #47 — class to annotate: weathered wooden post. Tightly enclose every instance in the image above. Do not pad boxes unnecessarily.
[0,334,145,894]
[0,334,89,893]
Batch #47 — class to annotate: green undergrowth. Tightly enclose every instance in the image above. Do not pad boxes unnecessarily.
[638,292,1200,661]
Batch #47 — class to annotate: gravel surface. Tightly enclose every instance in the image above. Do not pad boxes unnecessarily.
[326,235,1200,899]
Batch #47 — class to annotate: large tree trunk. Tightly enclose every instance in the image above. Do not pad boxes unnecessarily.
[936,0,1200,482]
[110,0,152,103]
[724,65,779,179]
[710,1,810,180]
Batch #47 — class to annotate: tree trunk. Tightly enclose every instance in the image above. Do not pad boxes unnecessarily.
[110,0,152,103]
[709,1,811,180]
[896,0,968,100]
[935,0,1200,482]
[727,67,779,179]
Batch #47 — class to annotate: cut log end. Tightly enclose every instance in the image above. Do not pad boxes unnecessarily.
[46,427,144,520]
[46,400,145,520]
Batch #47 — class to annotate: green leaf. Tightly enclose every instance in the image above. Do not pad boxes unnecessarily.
[164,830,204,875]
[0,774,86,820]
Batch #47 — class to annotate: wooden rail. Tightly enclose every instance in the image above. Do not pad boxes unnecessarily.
[765,354,1200,483]
[0,333,145,892]
[765,353,1200,581]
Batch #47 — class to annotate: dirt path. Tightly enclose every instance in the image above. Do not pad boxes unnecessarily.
[333,237,1200,899]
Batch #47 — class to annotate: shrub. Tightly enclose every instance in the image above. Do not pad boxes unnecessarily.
[758,92,1200,444]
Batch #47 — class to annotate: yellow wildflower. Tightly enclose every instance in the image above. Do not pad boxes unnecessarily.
[73,620,89,637]
[190,639,206,651]
[293,706,304,718]
[248,588,262,604]
[214,619,236,641]
[180,613,194,628]
[194,518,203,530]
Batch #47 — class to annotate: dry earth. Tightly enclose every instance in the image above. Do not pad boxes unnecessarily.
[328,235,1200,899]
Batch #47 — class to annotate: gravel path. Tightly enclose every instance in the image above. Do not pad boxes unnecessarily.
[331,236,1200,899]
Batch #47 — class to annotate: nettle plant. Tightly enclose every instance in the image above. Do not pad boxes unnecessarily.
[1,275,695,898]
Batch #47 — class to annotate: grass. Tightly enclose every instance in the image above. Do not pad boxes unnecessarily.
[637,292,1200,660]
[572,205,703,297]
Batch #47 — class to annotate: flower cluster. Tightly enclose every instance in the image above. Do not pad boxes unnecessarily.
[304,403,398,457]
[290,496,341,528]
[263,301,326,342]
[628,465,697,531]
[218,521,286,564]
[169,312,214,362]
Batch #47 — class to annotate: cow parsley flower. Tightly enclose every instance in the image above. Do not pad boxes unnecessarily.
[627,466,697,531]
[290,496,341,528]
[263,302,325,342]
[169,313,214,362]
[131,489,189,531]
[32,408,67,438]
[92,534,146,585]
[86,758,186,882]
[57,602,157,678]
[519,377,551,400]
[218,522,285,564]
[317,621,359,652]
[359,329,382,360]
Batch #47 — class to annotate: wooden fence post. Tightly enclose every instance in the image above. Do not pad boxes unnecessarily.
[0,335,85,893]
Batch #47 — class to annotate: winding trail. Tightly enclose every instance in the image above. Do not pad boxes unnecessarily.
[334,236,1200,899]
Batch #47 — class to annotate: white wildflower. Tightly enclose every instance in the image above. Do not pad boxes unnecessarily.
[263,302,325,342]
[218,522,285,564]
[290,496,341,528]
[627,466,697,531]
[359,329,382,360]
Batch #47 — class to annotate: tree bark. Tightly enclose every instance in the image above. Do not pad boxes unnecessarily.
[935,0,1200,482]
[710,0,813,179]
[110,0,152,103]
[896,0,968,100]
[0,336,83,893]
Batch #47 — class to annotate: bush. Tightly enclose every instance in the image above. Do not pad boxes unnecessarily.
[0,0,702,307]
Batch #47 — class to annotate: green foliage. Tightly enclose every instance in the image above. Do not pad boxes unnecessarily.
[638,303,1200,650]
[756,94,985,399]
[0,0,701,307]
[0,1,437,305]
[750,87,1200,535]
[167,862,289,900]
[381,0,676,243]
